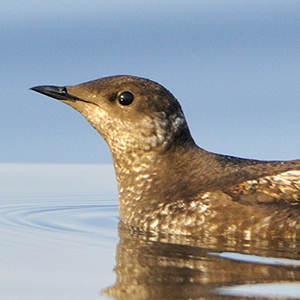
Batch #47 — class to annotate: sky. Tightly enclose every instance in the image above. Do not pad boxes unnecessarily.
[1,0,300,163]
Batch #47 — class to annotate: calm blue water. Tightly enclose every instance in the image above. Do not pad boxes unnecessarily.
[1,164,300,299]
[0,164,118,300]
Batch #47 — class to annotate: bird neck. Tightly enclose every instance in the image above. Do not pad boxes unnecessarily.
[109,136,207,223]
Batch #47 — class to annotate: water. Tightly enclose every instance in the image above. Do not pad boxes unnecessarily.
[0,164,118,300]
[1,164,300,300]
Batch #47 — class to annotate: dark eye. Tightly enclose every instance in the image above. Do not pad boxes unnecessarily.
[118,91,134,106]
[61,87,67,95]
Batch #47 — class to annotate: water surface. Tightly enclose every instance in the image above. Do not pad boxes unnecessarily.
[0,164,118,300]
[1,164,300,299]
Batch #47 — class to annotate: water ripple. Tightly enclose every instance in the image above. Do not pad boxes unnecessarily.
[0,197,119,246]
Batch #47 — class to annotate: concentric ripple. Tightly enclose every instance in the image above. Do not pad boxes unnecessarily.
[0,195,119,246]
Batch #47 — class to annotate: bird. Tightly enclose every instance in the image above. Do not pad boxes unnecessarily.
[30,75,300,240]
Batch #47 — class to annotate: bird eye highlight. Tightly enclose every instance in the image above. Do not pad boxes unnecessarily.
[61,87,68,95]
[118,91,134,106]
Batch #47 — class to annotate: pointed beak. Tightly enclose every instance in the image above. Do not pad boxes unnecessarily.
[30,85,81,102]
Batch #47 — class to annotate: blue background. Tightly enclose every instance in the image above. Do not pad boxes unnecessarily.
[2,1,300,163]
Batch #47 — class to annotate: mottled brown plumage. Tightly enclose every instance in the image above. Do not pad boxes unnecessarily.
[30,75,300,239]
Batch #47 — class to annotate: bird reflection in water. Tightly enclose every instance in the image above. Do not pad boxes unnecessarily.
[104,223,300,300]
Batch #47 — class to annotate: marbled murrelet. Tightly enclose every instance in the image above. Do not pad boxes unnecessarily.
[31,76,300,239]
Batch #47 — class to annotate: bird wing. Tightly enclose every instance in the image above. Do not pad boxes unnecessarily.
[226,170,300,205]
